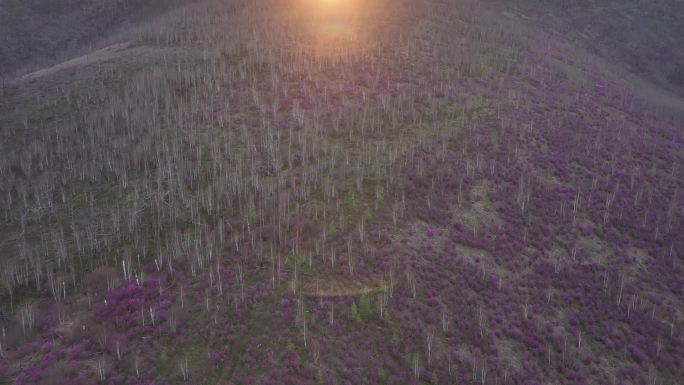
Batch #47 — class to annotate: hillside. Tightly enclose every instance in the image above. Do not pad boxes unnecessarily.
[0,0,682,384]
[0,0,181,77]
[495,0,684,113]
[505,0,684,96]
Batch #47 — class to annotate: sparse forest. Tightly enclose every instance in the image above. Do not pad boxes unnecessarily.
[0,0,682,384]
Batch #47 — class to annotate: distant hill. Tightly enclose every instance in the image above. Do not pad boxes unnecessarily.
[498,0,684,98]
[0,0,180,77]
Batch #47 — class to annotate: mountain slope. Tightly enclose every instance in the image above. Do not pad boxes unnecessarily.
[0,0,682,384]
[0,0,181,77]
[496,0,684,99]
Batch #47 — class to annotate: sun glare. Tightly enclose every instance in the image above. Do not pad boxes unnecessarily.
[301,0,361,15]
[293,0,366,57]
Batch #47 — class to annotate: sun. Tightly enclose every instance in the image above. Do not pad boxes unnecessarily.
[303,0,361,14]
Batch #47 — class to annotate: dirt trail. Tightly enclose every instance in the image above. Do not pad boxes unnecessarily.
[300,275,386,297]
[14,42,159,83]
